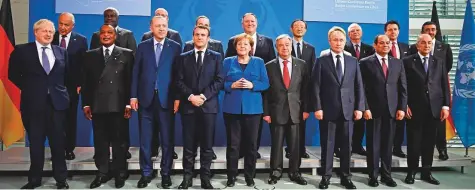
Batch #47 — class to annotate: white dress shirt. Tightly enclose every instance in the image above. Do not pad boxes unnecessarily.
[36,41,55,69]
[353,42,361,51]
[331,50,345,75]
[375,53,389,68]
[251,32,257,55]
[58,32,71,49]
[153,37,165,52]
[292,39,303,58]
[103,44,115,56]
[278,57,292,78]
[194,48,207,63]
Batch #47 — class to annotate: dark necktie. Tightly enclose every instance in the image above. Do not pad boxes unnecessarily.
[297,42,302,58]
[423,57,429,73]
[41,47,51,74]
[355,44,360,59]
[197,50,203,68]
[336,55,343,82]
[391,42,397,58]
[382,57,388,79]
[283,60,290,89]
[60,35,67,48]
[104,48,110,63]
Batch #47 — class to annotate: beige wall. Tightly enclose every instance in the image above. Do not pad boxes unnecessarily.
[1,0,29,44]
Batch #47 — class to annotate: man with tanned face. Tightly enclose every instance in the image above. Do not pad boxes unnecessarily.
[81,24,134,189]
[141,8,183,47]
[52,12,88,161]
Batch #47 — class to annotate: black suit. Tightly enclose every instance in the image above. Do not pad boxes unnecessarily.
[264,57,309,177]
[290,40,316,156]
[402,54,450,172]
[225,33,276,152]
[344,41,374,152]
[52,31,88,154]
[90,26,137,52]
[176,49,224,180]
[183,39,224,61]
[141,28,182,47]
[82,46,134,178]
[360,54,407,179]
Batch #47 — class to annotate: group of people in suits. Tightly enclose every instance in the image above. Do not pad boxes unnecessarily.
[8,4,454,189]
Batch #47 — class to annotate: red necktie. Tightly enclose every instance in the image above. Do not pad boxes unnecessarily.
[391,42,397,58]
[382,58,388,79]
[355,44,360,59]
[60,35,67,48]
[283,60,290,89]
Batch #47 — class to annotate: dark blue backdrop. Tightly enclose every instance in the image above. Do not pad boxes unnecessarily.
[29,0,409,147]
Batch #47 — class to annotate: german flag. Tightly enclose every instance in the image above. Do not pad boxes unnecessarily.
[0,0,24,147]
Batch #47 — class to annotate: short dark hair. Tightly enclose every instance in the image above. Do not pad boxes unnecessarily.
[373,34,386,44]
[291,19,307,29]
[192,25,211,37]
[421,21,436,32]
[100,24,116,34]
[384,20,400,31]
[195,15,209,26]
[241,13,257,22]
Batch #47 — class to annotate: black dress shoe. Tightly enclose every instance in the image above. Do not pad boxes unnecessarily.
[421,174,440,185]
[137,176,153,188]
[126,151,132,159]
[212,152,217,160]
[21,182,41,189]
[267,175,280,185]
[334,150,341,158]
[381,177,397,187]
[438,150,449,161]
[352,147,367,156]
[340,178,356,189]
[151,151,158,158]
[392,148,406,158]
[319,178,330,189]
[65,151,75,160]
[285,150,291,159]
[226,177,236,187]
[201,179,214,189]
[115,177,125,189]
[161,175,172,188]
[404,172,416,184]
[289,174,307,185]
[256,152,262,159]
[368,178,379,187]
[90,176,109,189]
[178,179,192,189]
[245,178,255,187]
[56,181,69,189]
[302,152,310,159]
[173,152,178,159]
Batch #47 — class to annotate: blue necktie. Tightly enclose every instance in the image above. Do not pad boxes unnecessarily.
[155,43,162,66]
[41,47,51,74]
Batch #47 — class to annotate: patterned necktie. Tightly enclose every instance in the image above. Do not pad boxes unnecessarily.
[104,48,110,62]
[155,43,162,66]
[60,35,67,48]
[382,57,388,79]
[282,60,291,89]
[391,42,397,58]
[297,42,302,58]
[335,55,343,82]
[41,47,51,74]
[355,44,360,59]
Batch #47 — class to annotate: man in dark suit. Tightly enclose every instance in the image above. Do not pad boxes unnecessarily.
[9,19,70,189]
[82,24,133,189]
[131,16,181,189]
[175,25,224,189]
[141,8,182,48]
[343,23,375,156]
[284,19,316,159]
[225,13,276,158]
[403,34,450,185]
[52,12,88,161]
[409,21,453,160]
[360,35,407,188]
[90,7,137,53]
[313,26,365,189]
[384,20,410,158]
[264,34,308,186]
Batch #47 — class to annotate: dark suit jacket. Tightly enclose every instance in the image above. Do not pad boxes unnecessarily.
[344,41,375,60]
[52,31,88,89]
[176,49,224,114]
[409,40,453,73]
[225,33,276,63]
[312,53,365,121]
[291,40,316,69]
[141,28,182,47]
[389,41,409,59]
[359,54,407,118]
[263,57,310,125]
[403,54,450,118]
[131,38,182,109]
[183,39,224,61]
[8,42,70,113]
[81,46,134,114]
[90,26,137,52]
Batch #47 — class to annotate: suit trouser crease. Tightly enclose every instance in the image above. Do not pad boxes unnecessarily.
[320,119,353,178]
[406,109,438,171]
[366,116,396,179]
[270,123,301,177]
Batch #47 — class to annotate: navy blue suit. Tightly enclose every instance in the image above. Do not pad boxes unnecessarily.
[9,42,70,184]
[52,31,88,153]
[131,38,181,177]
[176,49,224,180]
[312,52,365,179]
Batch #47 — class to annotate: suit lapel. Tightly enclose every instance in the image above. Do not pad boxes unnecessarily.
[387,57,395,81]
[288,58,300,90]
[272,59,286,89]
[413,56,427,78]
[346,42,356,56]
[341,55,350,85]
[371,55,385,80]
[434,40,443,56]
[31,43,49,75]
[157,39,171,70]
[115,27,122,47]
[428,56,437,80]
[198,50,212,78]
[67,32,76,50]
[100,47,122,79]
[256,33,264,54]
[324,54,340,85]
[49,46,61,74]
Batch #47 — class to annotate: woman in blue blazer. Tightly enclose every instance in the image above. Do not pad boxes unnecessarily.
[222,33,269,187]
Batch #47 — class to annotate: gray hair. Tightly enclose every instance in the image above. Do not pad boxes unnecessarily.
[59,12,75,24]
[328,26,346,40]
[33,19,55,32]
[150,15,168,25]
[348,23,362,33]
[154,8,168,16]
[275,34,292,45]
[104,7,119,16]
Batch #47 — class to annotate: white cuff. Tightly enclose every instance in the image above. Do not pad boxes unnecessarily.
[83,106,90,109]
[130,98,138,101]
[126,105,131,109]
[188,94,194,101]
[442,106,450,111]
[200,94,207,101]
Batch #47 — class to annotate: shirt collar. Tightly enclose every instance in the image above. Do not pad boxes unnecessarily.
[352,41,361,47]
[60,32,72,39]
[278,56,292,64]
[35,40,52,50]
[293,38,303,45]
[330,50,344,59]
[153,37,165,47]
[391,40,398,45]
[194,48,207,54]
[103,44,115,53]
[375,53,388,62]
[418,52,429,60]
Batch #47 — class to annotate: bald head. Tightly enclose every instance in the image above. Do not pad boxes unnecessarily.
[58,12,75,36]
[154,8,169,20]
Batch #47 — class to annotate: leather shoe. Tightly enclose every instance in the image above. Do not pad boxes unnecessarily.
[56,181,69,189]
[381,177,397,187]
[65,151,75,160]
[289,173,307,185]
[90,176,111,189]
[212,152,217,160]
[285,151,291,159]
[178,179,192,189]
[319,178,330,189]
[173,152,178,159]
[201,179,213,189]
[115,178,125,189]
[421,173,440,185]
[352,147,367,156]
[126,151,132,159]
[302,152,310,158]
[245,178,255,187]
[21,182,41,189]
[226,177,236,187]
[137,176,153,188]
[256,152,262,159]
[161,175,172,188]
[340,178,356,189]
[267,175,280,185]
[404,172,416,184]
[368,177,379,187]
[151,151,158,158]
[334,149,341,158]
[438,150,449,161]
[393,148,406,158]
